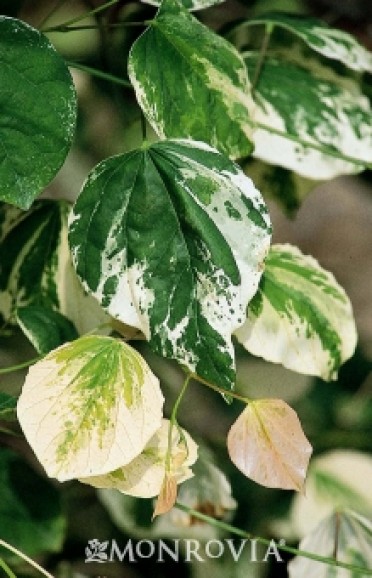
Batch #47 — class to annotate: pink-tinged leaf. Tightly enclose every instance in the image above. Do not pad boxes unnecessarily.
[153,474,178,519]
[227,399,312,491]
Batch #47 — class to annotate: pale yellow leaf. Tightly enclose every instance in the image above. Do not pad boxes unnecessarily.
[17,335,164,481]
[227,399,312,490]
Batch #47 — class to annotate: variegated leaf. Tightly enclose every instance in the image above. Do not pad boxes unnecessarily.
[244,53,372,179]
[234,244,357,381]
[0,200,108,334]
[227,399,312,491]
[288,509,372,578]
[141,0,224,11]
[69,139,271,391]
[0,17,76,209]
[79,419,198,498]
[17,335,164,481]
[247,13,372,73]
[290,450,372,538]
[128,0,255,159]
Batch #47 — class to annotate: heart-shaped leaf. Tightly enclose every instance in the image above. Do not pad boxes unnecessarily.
[128,0,256,159]
[69,139,271,391]
[79,419,198,498]
[17,335,164,481]
[234,244,357,380]
[227,399,312,490]
[0,17,76,209]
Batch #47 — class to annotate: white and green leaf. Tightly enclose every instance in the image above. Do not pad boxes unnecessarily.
[141,0,225,11]
[234,244,357,381]
[69,139,271,391]
[290,450,372,538]
[17,335,164,481]
[0,17,76,209]
[244,53,372,179]
[128,0,256,159]
[288,509,372,578]
[247,13,372,73]
[0,200,108,334]
[79,419,198,498]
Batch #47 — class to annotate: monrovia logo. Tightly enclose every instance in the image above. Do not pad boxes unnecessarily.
[84,538,285,563]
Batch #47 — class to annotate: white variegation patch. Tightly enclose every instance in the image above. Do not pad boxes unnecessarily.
[246,14,372,72]
[245,54,372,178]
[141,0,225,11]
[234,244,357,380]
[17,336,164,481]
[79,419,198,498]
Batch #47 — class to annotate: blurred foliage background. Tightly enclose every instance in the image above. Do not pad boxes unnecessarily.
[0,0,372,576]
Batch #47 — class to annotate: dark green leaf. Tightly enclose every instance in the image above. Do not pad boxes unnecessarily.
[69,139,271,391]
[16,305,79,355]
[0,449,65,560]
[0,393,17,421]
[0,17,77,209]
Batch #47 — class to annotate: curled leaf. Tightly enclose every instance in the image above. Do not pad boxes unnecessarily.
[79,419,198,498]
[17,335,164,481]
[153,474,178,519]
[227,399,312,491]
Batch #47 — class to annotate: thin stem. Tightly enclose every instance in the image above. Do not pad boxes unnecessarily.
[38,0,69,29]
[175,503,372,575]
[66,61,133,88]
[190,373,251,404]
[43,21,145,32]
[0,558,17,578]
[42,0,120,32]
[141,111,148,142]
[0,357,40,375]
[251,23,273,93]
[0,540,54,578]
[166,375,191,471]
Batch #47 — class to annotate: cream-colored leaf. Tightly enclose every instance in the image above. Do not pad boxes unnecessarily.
[153,474,178,519]
[79,419,198,498]
[17,335,164,481]
[227,399,312,490]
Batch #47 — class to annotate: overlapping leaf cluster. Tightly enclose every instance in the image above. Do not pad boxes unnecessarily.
[0,0,370,545]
